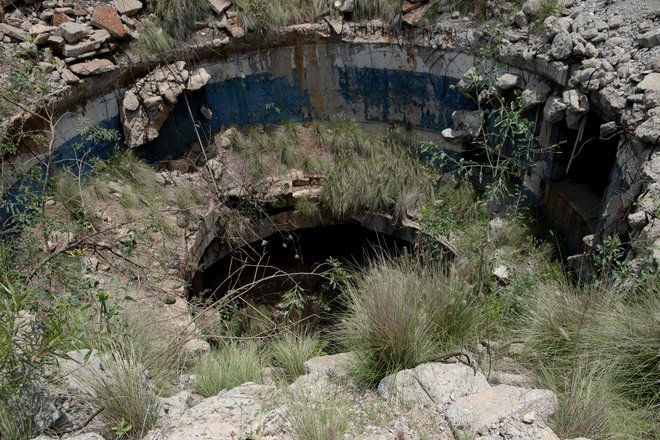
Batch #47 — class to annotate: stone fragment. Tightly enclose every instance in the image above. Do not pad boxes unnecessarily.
[495,73,521,91]
[452,110,483,138]
[182,338,211,356]
[514,11,527,28]
[69,59,118,76]
[637,73,660,92]
[378,362,490,407]
[334,0,354,13]
[562,89,589,129]
[635,116,660,143]
[56,21,91,43]
[304,353,353,376]
[200,105,213,119]
[446,385,558,435]
[0,23,29,41]
[61,68,80,84]
[187,68,211,91]
[597,87,626,117]
[29,24,55,35]
[91,4,126,39]
[112,0,143,16]
[402,3,431,27]
[550,30,573,60]
[638,28,660,48]
[143,383,280,440]
[51,12,72,26]
[543,96,567,123]
[628,211,648,230]
[493,265,511,284]
[62,38,101,57]
[599,121,617,139]
[521,81,552,109]
[208,0,231,15]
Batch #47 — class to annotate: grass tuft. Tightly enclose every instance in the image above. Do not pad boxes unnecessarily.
[339,257,484,385]
[270,332,324,382]
[285,386,350,440]
[193,341,265,397]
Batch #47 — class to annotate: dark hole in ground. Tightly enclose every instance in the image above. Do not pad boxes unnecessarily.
[546,112,619,251]
[196,223,411,342]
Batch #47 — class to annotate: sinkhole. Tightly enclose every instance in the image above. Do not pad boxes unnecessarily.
[193,220,412,330]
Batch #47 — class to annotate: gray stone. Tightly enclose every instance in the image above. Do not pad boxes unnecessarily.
[304,352,353,376]
[112,0,143,16]
[69,59,118,76]
[209,0,231,15]
[543,96,566,123]
[57,22,91,43]
[563,89,589,129]
[599,121,617,139]
[638,73,660,92]
[638,28,660,48]
[378,362,490,407]
[182,338,211,356]
[514,11,527,28]
[495,73,521,91]
[608,15,623,29]
[446,385,558,436]
[186,67,211,91]
[597,87,626,116]
[143,383,281,440]
[334,0,354,13]
[635,116,660,143]
[521,81,552,109]
[452,110,483,138]
[551,30,573,60]
[62,38,101,57]
[0,23,29,41]
[628,211,648,230]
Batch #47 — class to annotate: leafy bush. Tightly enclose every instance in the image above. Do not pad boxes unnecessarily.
[339,257,484,385]
[270,332,324,382]
[193,341,265,397]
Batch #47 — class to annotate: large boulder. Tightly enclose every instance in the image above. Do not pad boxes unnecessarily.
[378,362,490,408]
[143,383,284,439]
[446,384,558,437]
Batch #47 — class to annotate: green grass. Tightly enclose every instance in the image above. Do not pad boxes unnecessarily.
[0,399,35,440]
[339,257,485,386]
[512,263,660,439]
[134,19,176,55]
[193,341,265,397]
[353,0,402,22]
[270,332,324,382]
[320,132,434,219]
[294,197,321,221]
[154,0,209,40]
[82,347,161,439]
[285,386,350,440]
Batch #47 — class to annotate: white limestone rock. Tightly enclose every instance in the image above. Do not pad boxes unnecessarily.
[378,362,490,408]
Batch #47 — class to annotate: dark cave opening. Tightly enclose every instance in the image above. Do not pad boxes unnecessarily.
[197,224,411,321]
[546,112,619,250]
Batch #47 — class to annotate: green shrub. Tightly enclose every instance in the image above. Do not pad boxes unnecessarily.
[339,257,484,385]
[270,332,324,382]
[193,341,265,397]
